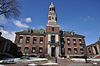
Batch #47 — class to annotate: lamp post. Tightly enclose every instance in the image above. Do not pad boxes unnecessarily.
[59,30,65,57]
[23,48,29,59]
[84,54,88,63]
[83,42,88,63]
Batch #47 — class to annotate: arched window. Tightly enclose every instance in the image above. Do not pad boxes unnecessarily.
[48,16,51,20]
[52,8,54,11]
[52,17,54,20]
[50,8,52,11]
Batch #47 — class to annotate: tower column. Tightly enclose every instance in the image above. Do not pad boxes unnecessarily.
[46,2,60,58]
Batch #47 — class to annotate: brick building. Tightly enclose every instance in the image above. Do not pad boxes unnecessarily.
[87,38,100,58]
[15,2,86,58]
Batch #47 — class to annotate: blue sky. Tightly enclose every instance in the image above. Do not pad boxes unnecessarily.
[0,0,100,45]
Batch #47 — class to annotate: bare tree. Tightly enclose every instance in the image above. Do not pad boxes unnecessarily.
[0,0,20,18]
[0,0,20,29]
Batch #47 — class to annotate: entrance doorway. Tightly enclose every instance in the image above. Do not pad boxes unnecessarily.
[51,47,56,57]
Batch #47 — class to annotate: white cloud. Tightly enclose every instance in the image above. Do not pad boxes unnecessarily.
[13,20,29,28]
[83,16,94,22]
[25,17,32,23]
[0,15,7,24]
[0,29,15,42]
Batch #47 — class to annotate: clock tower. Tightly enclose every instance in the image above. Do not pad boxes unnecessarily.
[46,2,59,57]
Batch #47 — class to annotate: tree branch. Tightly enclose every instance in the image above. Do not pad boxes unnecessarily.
[0,0,20,18]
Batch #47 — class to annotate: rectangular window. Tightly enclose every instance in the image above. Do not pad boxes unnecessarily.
[67,41,70,43]
[68,48,71,54]
[39,47,43,53]
[67,39,70,45]
[79,39,82,41]
[67,39,70,43]
[25,47,29,50]
[79,41,82,44]
[80,43,83,46]
[24,47,29,53]
[18,36,23,44]
[79,39,82,44]
[74,48,78,54]
[40,37,43,44]
[80,48,84,54]
[67,43,70,46]
[73,39,76,43]
[74,43,76,46]
[26,37,30,44]
[52,27,54,31]
[33,37,37,44]
[32,47,36,53]
[51,36,55,43]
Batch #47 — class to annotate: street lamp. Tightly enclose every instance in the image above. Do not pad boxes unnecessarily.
[21,48,30,59]
[83,42,88,63]
[59,30,65,57]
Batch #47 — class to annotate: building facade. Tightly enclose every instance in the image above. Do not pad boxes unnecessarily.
[87,39,100,58]
[0,32,22,59]
[15,2,86,58]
